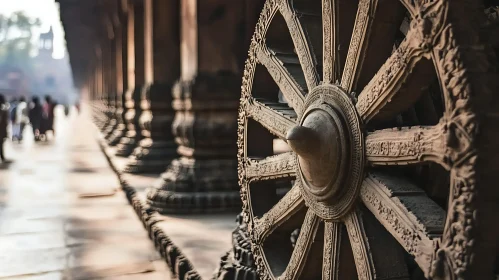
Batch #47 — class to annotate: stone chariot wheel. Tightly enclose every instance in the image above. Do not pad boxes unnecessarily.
[238,0,498,279]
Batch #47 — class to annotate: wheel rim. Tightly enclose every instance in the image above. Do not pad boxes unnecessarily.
[238,0,492,279]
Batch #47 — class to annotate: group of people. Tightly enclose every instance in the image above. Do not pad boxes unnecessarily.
[0,93,57,163]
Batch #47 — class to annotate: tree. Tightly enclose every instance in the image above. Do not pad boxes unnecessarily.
[0,11,41,68]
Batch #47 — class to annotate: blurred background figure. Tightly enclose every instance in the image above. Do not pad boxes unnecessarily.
[29,96,43,141]
[11,96,28,142]
[41,95,56,139]
[9,97,18,139]
[0,94,10,162]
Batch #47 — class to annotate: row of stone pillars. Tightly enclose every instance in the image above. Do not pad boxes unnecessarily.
[74,0,265,215]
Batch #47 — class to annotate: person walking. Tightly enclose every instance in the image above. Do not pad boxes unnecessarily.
[29,96,43,141]
[0,94,10,162]
[9,97,19,141]
[12,96,28,142]
[42,95,56,138]
[18,96,29,141]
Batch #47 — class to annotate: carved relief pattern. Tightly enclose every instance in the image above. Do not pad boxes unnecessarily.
[280,209,319,280]
[278,0,320,90]
[322,0,335,84]
[344,210,375,280]
[245,152,296,181]
[360,176,436,276]
[245,98,296,139]
[253,183,303,243]
[340,0,371,91]
[366,124,447,167]
[429,11,479,279]
[238,0,487,279]
[323,221,341,280]
[255,44,305,113]
[237,2,289,279]
[355,36,423,121]
[356,0,448,121]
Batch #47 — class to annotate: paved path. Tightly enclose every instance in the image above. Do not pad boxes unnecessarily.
[0,106,170,280]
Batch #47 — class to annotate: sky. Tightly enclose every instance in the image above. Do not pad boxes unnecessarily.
[0,0,66,59]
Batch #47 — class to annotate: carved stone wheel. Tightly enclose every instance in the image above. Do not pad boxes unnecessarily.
[238,0,498,279]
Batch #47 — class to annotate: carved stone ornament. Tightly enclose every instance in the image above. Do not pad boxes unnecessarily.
[102,92,120,139]
[238,0,498,279]
[107,89,131,146]
[146,73,242,214]
[115,85,144,157]
[124,83,177,173]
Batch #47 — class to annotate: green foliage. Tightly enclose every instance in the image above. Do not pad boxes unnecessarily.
[0,11,41,72]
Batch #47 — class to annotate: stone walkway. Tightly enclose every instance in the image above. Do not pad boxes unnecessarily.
[0,106,170,280]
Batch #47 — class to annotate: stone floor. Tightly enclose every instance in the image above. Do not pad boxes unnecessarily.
[103,149,237,280]
[0,106,171,280]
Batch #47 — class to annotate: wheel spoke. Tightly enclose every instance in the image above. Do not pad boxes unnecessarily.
[322,0,358,84]
[365,122,449,169]
[322,0,338,84]
[245,98,297,139]
[279,209,320,280]
[246,152,297,181]
[360,172,446,277]
[340,0,375,92]
[355,32,429,123]
[398,0,417,17]
[253,182,304,243]
[341,0,407,94]
[344,209,376,280]
[345,207,411,280]
[279,0,320,90]
[322,221,342,280]
[256,44,306,112]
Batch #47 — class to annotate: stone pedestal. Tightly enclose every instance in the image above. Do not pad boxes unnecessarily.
[146,72,241,214]
[104,92,122,140]
[124,83,177,173]
[115,86,143,157]
[95,97,109,130]
[107,90,130,146]
[213,214,259,280]
[102,93,118,138]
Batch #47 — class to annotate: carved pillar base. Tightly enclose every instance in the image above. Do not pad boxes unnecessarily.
[213,214,259,280]
[146,73,241,214]
[99,97,112,130]
[102,94,118,137]
[115,86,143,157]
[103,107,121,140]
[124,139,177,173]
[107,90,131,146]
[94,99,108,129]
[147,157,240,213]
[124,83,177,173]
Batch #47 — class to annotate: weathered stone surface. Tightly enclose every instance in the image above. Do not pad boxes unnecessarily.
[115,86,144,157]
[147,72,241,214]
[124,83,177,173]
[108,91,129,146]
[213,214,259,280]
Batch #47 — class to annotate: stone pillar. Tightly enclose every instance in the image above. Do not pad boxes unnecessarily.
[124,0,180,173]
[95,47,108,129]
[147,0,249,214]
[101,22,117,134]
[103,4,123,139]
[108,2,129,146]
[115,0,145,157]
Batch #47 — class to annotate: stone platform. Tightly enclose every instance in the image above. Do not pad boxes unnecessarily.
[99,142,237,280]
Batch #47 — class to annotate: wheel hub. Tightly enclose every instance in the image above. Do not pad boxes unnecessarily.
[287,84,365,220]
